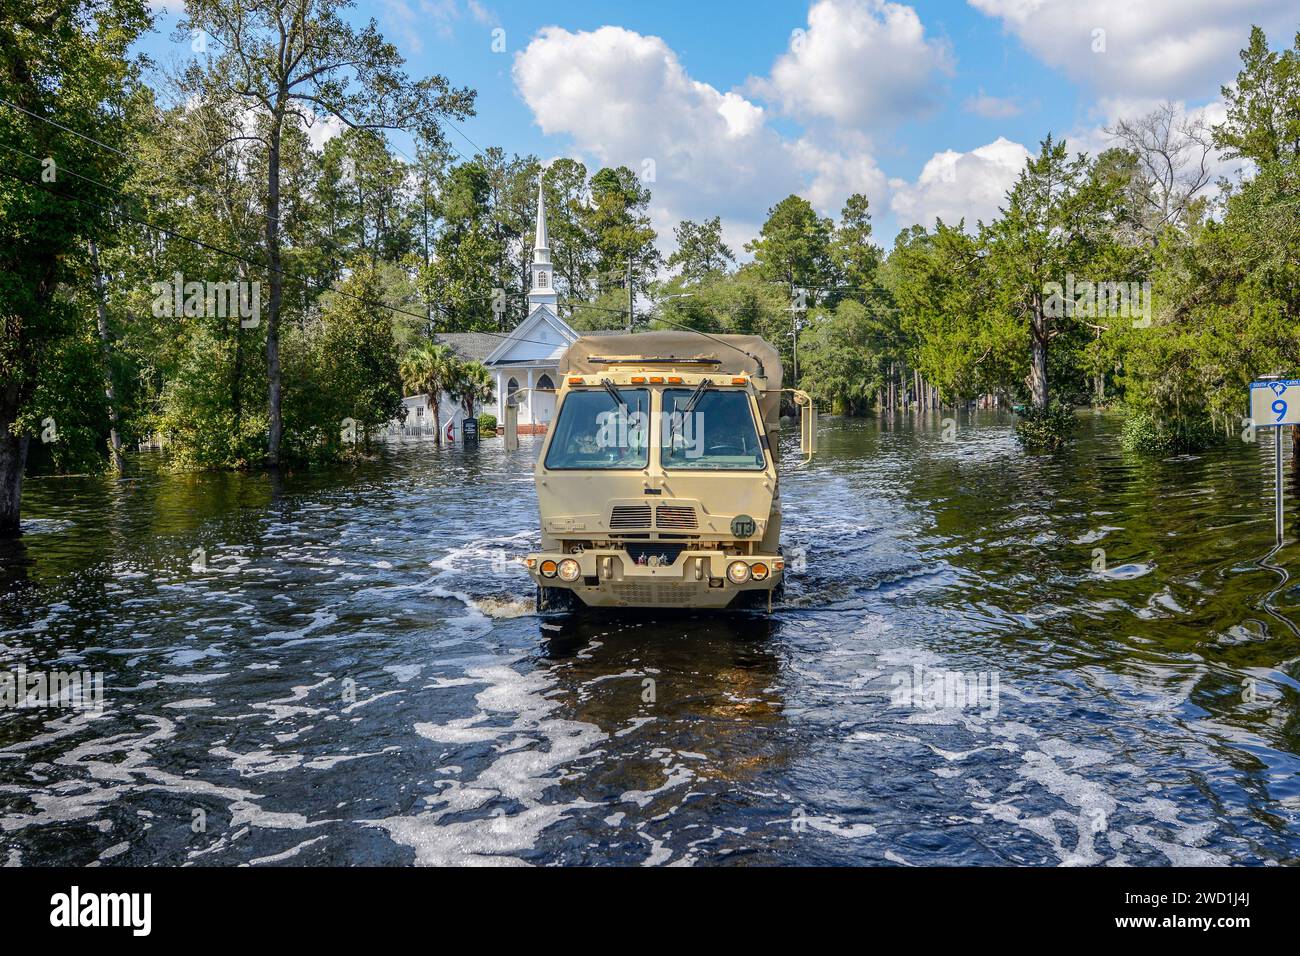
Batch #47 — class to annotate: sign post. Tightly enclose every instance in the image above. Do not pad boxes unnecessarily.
[1249,378,1300,544]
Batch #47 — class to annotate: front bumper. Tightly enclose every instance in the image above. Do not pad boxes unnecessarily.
[525,549,783,609]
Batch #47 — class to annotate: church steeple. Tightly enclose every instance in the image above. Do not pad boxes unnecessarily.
[528,179,557,313]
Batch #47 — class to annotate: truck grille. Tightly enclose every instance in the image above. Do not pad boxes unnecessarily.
[612,584,695,606]
[655,505,698,529]
[609,504,652,529]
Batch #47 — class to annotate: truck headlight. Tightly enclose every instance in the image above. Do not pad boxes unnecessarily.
[557,558,580,582]
[540,560,558,578]
[727,560,750,584]
[750,562,769,581]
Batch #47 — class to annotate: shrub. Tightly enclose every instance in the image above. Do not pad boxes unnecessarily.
[1014,401,1076,450]
[1120,408,1216,454]
[477,413,498,436]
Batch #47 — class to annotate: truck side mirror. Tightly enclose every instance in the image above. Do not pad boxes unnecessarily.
[504,402,519,451]
[799,394,816,457]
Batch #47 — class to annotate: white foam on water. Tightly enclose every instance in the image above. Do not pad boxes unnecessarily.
[248,835,329,865]
[803,815,876,838]
[620,764,694,809]
[374,659,607,865]
[384,664,422,683]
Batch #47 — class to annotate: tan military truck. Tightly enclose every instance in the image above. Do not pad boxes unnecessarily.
[513,331,815,612]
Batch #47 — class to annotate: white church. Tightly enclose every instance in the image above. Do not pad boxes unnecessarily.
[396,181,611,440]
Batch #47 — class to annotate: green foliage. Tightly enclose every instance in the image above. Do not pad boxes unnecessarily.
[0,0,152,527]
[293,264,405,458]
[1015,402,1077,451]
[1120,409,1216,454]
[798,301,883,414]
[156,325,268,470]
[666,217,734,285]
[477,412,497,435]
[744,195,834,296]
[20,335,111,475]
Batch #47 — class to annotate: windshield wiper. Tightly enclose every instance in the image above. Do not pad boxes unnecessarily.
[600,378,627,410]
[667,379,712,461]
[682,378,712,416]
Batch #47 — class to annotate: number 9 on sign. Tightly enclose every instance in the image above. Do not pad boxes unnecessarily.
[1275,399,1288,423]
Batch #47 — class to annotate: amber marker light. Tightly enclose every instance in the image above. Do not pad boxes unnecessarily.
[540,560,558,578]
[750,562,770,581]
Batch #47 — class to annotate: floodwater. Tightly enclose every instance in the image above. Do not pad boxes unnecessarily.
[2,412,1299,866]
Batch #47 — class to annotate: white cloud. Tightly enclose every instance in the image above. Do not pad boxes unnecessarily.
[753,0,952,126]
[969,0,1295,100]
[305,113,346,152]
[964,90,1024,119]
[889,137,1031,229]
[513,25,889,252]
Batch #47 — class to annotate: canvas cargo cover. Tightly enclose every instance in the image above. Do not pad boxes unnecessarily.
[559,332,784,425]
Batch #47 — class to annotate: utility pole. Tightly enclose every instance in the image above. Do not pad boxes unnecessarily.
[627,252,635,334]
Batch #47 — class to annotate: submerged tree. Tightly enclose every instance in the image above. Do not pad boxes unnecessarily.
[0,0,152,535]
[176,0,475,468]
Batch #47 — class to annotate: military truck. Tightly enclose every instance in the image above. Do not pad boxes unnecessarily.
[511,331,815,612]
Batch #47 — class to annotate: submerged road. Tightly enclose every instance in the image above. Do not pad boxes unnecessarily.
[2,412,1298,865]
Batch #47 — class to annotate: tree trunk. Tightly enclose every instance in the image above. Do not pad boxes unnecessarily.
[265,112,285,468]
[1029,307,1049,409]
[431,393,442,446]
[89,240,124,472]
[0,384,29,536]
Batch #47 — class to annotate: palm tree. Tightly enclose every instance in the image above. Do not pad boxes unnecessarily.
[456,361,496,421]
[400,341,460,445]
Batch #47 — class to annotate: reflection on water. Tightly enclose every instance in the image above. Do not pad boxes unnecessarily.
[1,412,1299,865]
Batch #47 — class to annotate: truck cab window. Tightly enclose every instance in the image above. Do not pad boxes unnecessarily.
[662,388,766,470]
[545,388,650,470]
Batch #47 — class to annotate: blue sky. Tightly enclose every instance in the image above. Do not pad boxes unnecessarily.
[140,1,1296,252]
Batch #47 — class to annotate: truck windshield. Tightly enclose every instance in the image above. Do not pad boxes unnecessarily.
[544,388,650,470]
[662,388,766,470]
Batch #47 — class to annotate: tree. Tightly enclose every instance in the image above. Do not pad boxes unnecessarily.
[830,194,882,304]
[745,195,835,301]
[666,217,734,284]
[454,360,494,420]
[177,0,475,468]
[418,160,501,331]
[1107,103,1215,242]
[587,165,660,286]
[798,300,884,415]
[984,136,1123,410]
[399,341,458,445]
[312,264,404,452]
[1214,25,1300,167]
[542,158,596,309]
[0,0,151,534]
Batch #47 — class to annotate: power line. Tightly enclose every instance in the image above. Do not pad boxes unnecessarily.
[0,95,133,161]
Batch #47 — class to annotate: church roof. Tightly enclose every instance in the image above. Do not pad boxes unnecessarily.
[433,332,502,362]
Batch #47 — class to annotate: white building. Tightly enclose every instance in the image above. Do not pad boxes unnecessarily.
[395,180,621,439]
